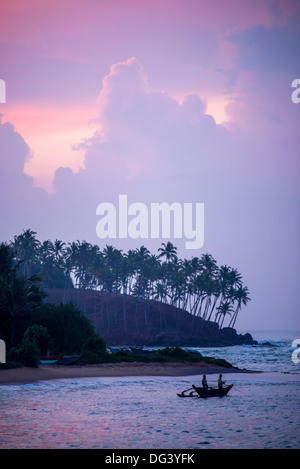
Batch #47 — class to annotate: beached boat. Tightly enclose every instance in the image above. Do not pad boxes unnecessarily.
[109,347,133,354]
[57,355,81,365]
[129,347,153,355]
[183,348,202,355]
[40,355,63,364]
[108,347,122,354]
[192,383,233,398]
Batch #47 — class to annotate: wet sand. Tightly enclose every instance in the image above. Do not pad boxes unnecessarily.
[0,362,255,386]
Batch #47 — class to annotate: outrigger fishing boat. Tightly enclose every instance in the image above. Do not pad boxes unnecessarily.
[40,355,63,364]
[40,354,82,365]
[192,383,233,398]
[57,355,82,365]
[177,383,233,398]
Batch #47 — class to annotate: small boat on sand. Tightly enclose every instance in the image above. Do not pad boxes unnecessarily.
[130,347,153,355]
[109,347,133,354]
[40,355,63,364]
[57,355,81,365]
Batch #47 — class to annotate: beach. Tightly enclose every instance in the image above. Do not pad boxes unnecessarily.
[0,361,254,386]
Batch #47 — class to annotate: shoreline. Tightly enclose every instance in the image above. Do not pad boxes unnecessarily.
[0,362,258,386]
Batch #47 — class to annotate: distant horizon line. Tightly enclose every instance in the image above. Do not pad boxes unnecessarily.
[237,329,300,335]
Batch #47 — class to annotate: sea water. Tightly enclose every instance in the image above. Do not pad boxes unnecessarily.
[0,331,299,449]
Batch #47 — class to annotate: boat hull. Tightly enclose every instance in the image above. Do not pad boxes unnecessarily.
[192,383,233,398]
[40,355,63,364]
[57,355,81,365]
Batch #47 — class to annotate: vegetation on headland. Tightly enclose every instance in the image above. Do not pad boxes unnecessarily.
[0,230,254,368]
[79,346,235,369]
[8,229,250,329]
[1,345,236,370]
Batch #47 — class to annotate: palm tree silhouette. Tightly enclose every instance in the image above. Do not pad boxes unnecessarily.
[157,242,178,263]
[0,242,45,346]
[216,301,234,328]
[6,231,251,331]
[11,229,40,277]
[228,286,251,328]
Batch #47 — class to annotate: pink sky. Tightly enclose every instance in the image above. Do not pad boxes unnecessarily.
[0,0,299,331]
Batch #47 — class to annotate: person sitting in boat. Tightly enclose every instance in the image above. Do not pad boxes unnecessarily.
[218,374,226,389]
[202,374,208,389]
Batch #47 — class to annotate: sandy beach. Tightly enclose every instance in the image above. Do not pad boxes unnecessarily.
[0,362,255,386]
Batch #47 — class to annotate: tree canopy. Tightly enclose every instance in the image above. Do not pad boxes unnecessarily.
[6,230,251,331]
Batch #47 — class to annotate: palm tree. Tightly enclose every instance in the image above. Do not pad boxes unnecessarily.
[85,244,101,290]
[0,242,45,347]
[167,263,184,308]
[125,249,139,295]
[133,245,151,295]
[206,276,222,322]
[228,286,251,328]
[135,245,151,263]
[214,265,232,312]
[51,239,66,265]
[153,282,169,330]
[11,229,40,276]
[216,301,234,328]
[157,242,177,263]
[200,253,218,277]
[228,268,243,287]
[4,232,252,338]
[64,241,81,296]
[0,242,17,275]
[118,255,131,333]
[39,240,53,261]
[190,273,207,317]
[201,277,216,320]
[145,254,161,297]
[102,245,123,293]
[37,240,55,288]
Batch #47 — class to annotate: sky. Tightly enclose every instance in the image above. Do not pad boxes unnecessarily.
[0,0,299,332]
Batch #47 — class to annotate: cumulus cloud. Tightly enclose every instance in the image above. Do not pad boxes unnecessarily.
[14,56,233,251]
[69,57,233,190]
[0,115,50,240]
[0,115,34,189]
[2,53,298,245]
[225,11,300,140]
[45,57,265,263]
[1,49,299,329]
[2,54,295,246]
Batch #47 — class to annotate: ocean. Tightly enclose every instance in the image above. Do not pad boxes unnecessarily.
[0,330,299,450]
